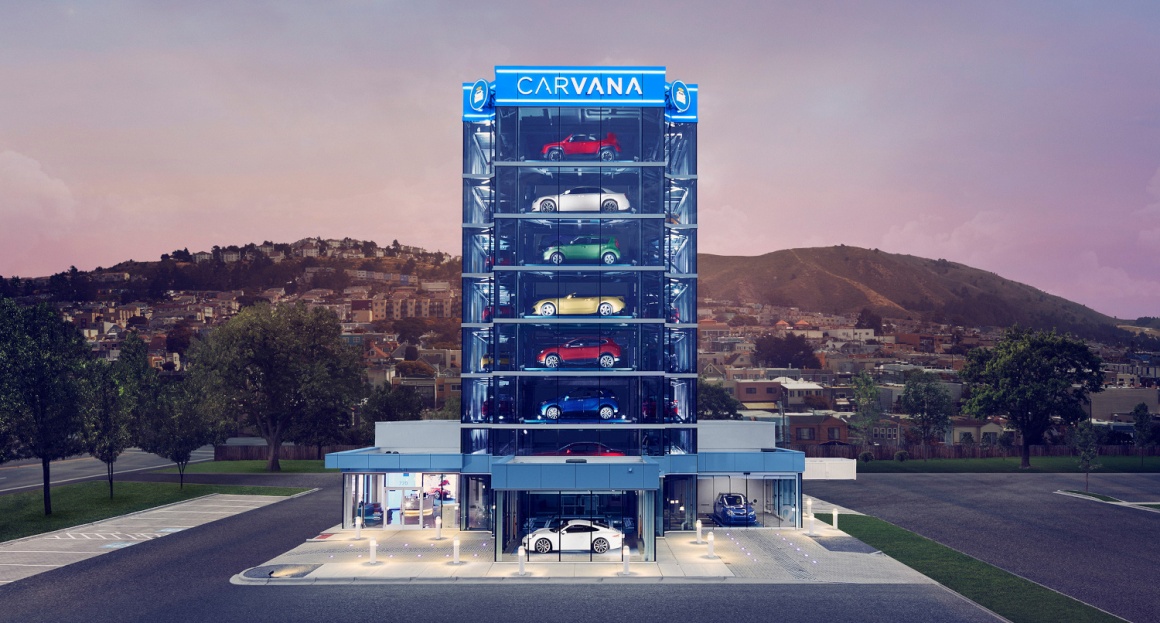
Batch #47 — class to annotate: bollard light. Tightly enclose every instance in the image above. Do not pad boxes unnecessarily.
[517,545,527,576]
[808,510,816,536]
[369,539,378,565]
[453,536,461,565]
[706,531,716,559]
[695,519,703,543]
[620,545,631,576]
[435,516,443,540]
[354,516,363,540]
[832,508,838,530]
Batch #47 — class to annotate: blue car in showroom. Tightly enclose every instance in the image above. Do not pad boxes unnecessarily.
[538,387,620,420]
[712,493,757,525]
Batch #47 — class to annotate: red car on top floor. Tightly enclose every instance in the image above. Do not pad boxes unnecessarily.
[541,132,621,161]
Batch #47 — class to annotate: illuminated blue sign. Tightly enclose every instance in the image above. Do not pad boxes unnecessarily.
[468,79,490,112]
[463,67,698,122]
[494,66,667,105]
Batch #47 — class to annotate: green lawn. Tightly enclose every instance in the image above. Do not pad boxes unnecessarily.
[857,455,1160,473]
[157,460,336,474]
[1141,504,1160,510]
[1062,490,1121,502]
[0,481,308,543]
[818,514,1120,623]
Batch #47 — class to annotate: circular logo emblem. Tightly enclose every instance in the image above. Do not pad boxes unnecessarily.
[670,81,690,113]
[469,79,489,112]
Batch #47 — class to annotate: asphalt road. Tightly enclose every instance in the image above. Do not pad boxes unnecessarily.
[0,472,999,623]
[806,472,1160,623]
[0,447,213,495]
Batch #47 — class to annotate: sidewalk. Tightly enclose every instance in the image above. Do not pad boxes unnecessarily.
[233,502,926,586]
[0,493,292,585]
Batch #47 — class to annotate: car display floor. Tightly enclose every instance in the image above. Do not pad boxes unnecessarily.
[232,498,927,585]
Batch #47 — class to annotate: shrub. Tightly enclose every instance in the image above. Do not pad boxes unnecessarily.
[859,451,874,463]
[894,450,910,462]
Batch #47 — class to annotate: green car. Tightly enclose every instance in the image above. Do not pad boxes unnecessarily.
[542,236,621,265]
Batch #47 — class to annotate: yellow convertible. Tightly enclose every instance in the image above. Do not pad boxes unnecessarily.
[531,293,626,316]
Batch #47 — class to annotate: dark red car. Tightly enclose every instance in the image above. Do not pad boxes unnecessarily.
[535,337,621,368]
[535,442,626,457]
[541,132,620,161]
[481,304,514,322]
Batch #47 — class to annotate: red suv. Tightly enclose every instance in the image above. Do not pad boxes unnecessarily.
[541,133,621,162]
[535,337,621,368]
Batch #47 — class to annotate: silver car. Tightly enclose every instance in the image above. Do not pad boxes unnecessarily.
[530,187,631,213]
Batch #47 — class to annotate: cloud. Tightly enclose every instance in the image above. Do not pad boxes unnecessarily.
[1135,166,1160,249]
[0,150,76,228]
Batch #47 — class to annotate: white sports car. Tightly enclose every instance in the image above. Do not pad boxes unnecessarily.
[530,187,631,213]
[521,519,624,554]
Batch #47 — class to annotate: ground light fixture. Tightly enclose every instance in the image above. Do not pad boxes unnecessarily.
[354,516,363,541]
[452,536,462,565]
[832,508,838,530]
[695,519,703,543]
[517,546,527,576]
[618,546,631,576]
[368,539,378,565]
[706,531,716,559]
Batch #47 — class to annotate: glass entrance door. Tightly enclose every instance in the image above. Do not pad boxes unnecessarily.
[385,488,425,528]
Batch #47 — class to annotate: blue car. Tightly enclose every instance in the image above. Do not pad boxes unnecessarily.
[539,388,619,420]
[712,493,757,525]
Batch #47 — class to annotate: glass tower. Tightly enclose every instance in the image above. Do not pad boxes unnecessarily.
[460,67,699,560]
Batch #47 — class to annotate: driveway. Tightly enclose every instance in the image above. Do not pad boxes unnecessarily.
[806,472,1160,623]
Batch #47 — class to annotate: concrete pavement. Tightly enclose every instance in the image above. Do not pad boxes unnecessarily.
[0,492,302,585]
[233,517,931,585]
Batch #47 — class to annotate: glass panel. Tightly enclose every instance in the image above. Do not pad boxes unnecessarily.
[463,121,494,175]
[462,327,493,374]
[667,228,697,274]
[668,277,696,326]
[495,107,518,162]
[668,378,695,424]
[666,178,697,225]
[464,476,493,531]
[666,328,697,374]
[662,476,697,532]
[642,108,665,163]
[461,377,490,424]
[666,122,696,176]
[463,178,493,225]
[462,276,493,323]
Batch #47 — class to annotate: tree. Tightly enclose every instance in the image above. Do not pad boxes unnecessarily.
[753,334,821,369]
[697,379,741,420]
[961,327,1103,469]
[360,383,424,441]
[848,371,881,447]
[395,360,435,378]
[0,300,89,514]
[137,378,229,488]
[1073,420,1101,493]
[186,303,365,471]
[899,371,953,460]
[855,308,883,334]
[394,318,428,346]
[1132,402,1154,467]
[81,361,133,499]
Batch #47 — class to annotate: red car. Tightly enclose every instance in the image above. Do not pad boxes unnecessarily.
[541,132,620,162]
[481,304,514,321]
[535,337,621,369]
[535,442,626,457]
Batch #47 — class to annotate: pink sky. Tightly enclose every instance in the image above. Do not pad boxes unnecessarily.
[1,1,1158,318]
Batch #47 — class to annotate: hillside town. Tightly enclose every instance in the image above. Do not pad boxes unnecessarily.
[4,237,1158,454]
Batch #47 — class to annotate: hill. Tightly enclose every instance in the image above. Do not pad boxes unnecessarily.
[700,246,1124,339]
